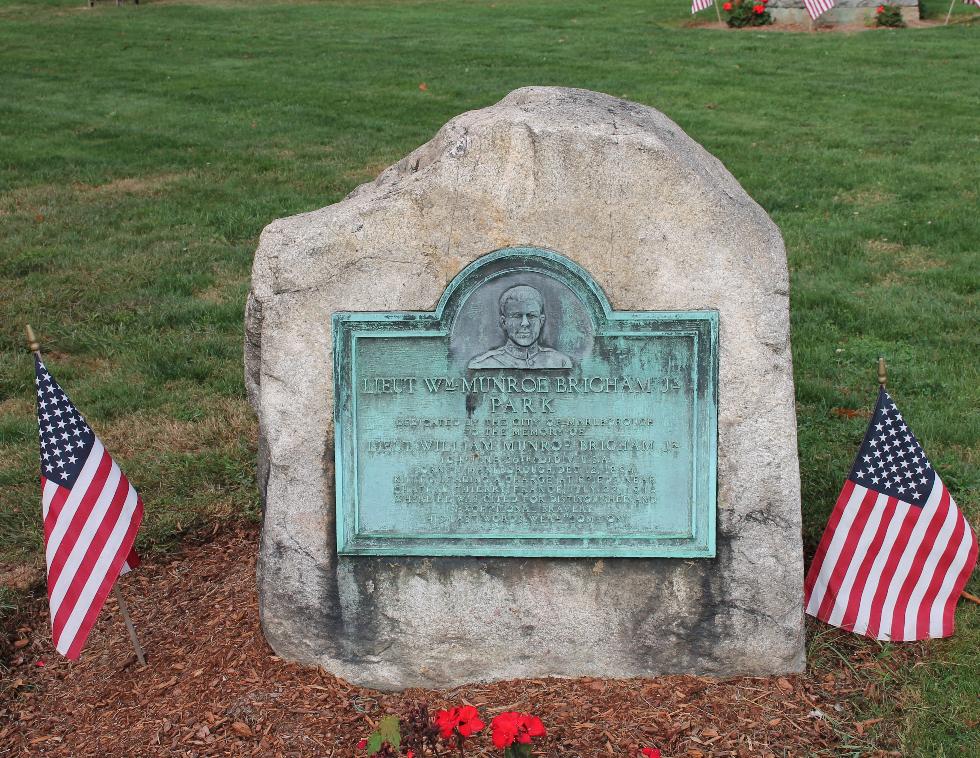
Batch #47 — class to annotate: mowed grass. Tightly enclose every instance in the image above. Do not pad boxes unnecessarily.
[1,0,977,752]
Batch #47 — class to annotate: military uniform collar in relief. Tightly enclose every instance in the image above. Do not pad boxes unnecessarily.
[503,343,542,366]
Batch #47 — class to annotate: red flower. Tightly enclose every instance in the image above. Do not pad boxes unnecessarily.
[752,3,765,13]
[406,752,415,758]
[876,4,885,10]
[491,713,518,749]
[641,749,662,758]
[490,712,547,749]
[356,738,367,750]
[435,705,485,739]
[516,715,545,744]
[722,1,732,9]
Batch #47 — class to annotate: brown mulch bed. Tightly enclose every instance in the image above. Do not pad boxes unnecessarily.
[1,529,910,757]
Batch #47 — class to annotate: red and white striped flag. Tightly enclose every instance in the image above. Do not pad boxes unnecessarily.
[692,0,714,13]
[804,0,835,20]
[34,357,143,659]
[805,388,977,640]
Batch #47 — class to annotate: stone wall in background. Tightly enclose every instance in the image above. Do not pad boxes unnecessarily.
[767,0,920,24]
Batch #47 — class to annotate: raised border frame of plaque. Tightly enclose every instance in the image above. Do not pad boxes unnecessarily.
[333,247,718,558]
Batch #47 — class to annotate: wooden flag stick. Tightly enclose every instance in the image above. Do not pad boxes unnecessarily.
[113,584,147,666]
[25,324,147,667]
[961,591,980,606]
[25,324,41,359]
[945,0,956,25]
[714,0,723,23]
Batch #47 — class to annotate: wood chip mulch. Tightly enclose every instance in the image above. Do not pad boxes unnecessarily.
[0,529,911,757]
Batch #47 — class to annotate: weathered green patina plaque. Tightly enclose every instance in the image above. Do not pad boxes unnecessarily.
[334,248,717,557]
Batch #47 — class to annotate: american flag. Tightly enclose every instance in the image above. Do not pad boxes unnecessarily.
[804,0,835,20]
[805,388,977,640]
[692,0,714,14]
[35,357,143,659]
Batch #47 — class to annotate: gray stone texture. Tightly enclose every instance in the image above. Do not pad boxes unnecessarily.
[245,87,805,691]
[767,0,919,24]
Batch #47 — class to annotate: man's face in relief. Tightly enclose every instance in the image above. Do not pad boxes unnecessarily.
[500,298,545,347]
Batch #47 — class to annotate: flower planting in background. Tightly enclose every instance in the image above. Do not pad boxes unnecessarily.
[874,4,906,26]
[355,702,663,757]
[722,0,773,27]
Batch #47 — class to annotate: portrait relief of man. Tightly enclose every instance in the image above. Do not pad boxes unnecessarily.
[467,284,573,370]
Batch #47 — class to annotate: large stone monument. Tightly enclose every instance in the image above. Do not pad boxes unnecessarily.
[245,87,805,690]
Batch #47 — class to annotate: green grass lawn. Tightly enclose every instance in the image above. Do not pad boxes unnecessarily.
[1,0,977,753]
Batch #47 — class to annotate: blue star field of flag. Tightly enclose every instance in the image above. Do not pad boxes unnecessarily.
[35,358,95,488]
[848,387,935,508]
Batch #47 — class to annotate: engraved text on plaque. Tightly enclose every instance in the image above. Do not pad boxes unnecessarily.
[333,248,718,557]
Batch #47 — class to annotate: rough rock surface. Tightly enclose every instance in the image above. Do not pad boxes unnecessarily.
[767,0,919,23]
[245,87,805,690]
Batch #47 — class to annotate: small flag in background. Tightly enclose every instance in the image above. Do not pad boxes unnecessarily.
[805,388,977,641]
[691,0,714,14]
[34,357,143,659]
[803,0,835,20]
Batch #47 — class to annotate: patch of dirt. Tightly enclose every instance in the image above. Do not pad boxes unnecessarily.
[835,188,898,207]
[32,352,114,375]
[0,564,42,593]
[194,272,251,305]
[98,397,256,459]
[149,0,330,7]
[69,173,188,197]
[865,240,948,286]
[0,528,920,757]
[0,398,34,419]
[0,173,190,217]
[344,160,398,183]
[866,239,905,255]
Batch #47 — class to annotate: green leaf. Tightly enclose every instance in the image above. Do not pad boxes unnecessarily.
[378,715,401,749]
[364,716,401,754]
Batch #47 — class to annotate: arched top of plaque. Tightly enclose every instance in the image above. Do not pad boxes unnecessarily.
[437,246,610,326]
[333,246,718,558]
